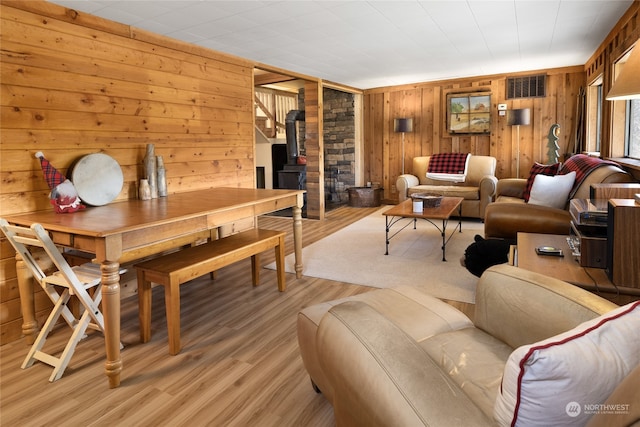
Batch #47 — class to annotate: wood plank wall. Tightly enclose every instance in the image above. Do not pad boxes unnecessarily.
[363,67,586,202]
[0,1,255,344]
[304,81,325,220]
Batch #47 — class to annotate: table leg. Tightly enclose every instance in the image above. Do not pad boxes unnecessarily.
[441,204,462,262]
[441,219,447,262]
[292,204,303,279]
[101,260,122,388]
[385,216,390,255]
[16,254,39,345]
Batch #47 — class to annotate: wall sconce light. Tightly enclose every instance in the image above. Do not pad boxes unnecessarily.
[394,118,413,174]
[607,40,640,100]
[507,108,531,177]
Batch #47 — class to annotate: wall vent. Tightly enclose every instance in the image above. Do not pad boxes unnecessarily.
[506,74,547,99]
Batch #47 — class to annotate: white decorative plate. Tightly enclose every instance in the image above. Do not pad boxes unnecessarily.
[71,153,124,206]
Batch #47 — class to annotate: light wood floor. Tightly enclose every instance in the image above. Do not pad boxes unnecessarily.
[0,205,474,426]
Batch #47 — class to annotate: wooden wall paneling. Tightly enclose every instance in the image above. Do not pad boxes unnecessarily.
[546,73,564,161]
[304,80,324,220]
[492,79,509,177]
[2,5,253,84]
[493,116,509,178]
[419,86,435,158]
[431,86,442,156]
[1,3,255,216]
[470,135,477,156]
[533,97,545,166]
[454,136,463,154]
[1,306,46,345]
[386,88,422,196]
[364,66,586,186]
[362,94,372,184]
[0,238,23,344]
[0,25,252,107]
[0,256,17,286]
[490,80,502,159]
[363,94,373,186]
[1,316,24,344]
[540,91,552,164]
[557,73,573,159]
[0,1,256,343]
[370,93,382,192]
[388,91,401,187]
[521,99,534,176]
[364,93,385,191]
[405,90,420,170]
[441,135,454,154]
[382,92,391,197]
[466,80,492,158]
[2,0,133,38]
[507,97,522,178]
[371,94,380,187]
[477,135,486,157]
[568,72,587,157]
[479,80,496,157]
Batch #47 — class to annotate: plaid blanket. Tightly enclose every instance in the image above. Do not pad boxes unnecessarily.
[428,153,469,174]
[559,154,620,198]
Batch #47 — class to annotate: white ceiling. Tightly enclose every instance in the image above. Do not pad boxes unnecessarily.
[48,0,633,89]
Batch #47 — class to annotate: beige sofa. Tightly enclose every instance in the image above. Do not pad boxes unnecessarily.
[396,155,497,219]
[297,265,640,427]
[484,159,633,239]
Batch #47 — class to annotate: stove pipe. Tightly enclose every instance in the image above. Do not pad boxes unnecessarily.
[285,110,305,165]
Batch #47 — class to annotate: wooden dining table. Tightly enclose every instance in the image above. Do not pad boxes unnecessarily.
[3,187,305,388]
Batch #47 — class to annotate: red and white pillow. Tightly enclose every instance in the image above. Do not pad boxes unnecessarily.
[494,301,640,427]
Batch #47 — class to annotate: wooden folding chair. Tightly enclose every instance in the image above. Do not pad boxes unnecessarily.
[0,219,122,382]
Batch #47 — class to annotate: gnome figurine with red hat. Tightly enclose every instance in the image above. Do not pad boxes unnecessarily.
[35,152,86,213]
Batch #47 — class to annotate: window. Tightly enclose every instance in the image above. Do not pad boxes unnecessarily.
[586,76,603,153]
[595,85,603,152]
[626,99,640,159]
[608,45,638,158]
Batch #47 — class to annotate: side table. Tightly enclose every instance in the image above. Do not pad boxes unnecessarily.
[514,232,639,303]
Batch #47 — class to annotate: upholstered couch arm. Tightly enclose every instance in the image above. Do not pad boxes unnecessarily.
[396,174,419,201]
[478,175,498,218]
[474,265,618,349]
[484,202,571,239]
[317,301,492,427]
[496,178,526,199]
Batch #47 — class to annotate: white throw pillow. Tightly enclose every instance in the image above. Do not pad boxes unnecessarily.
[527,171,576,209]
[494,301,640,427]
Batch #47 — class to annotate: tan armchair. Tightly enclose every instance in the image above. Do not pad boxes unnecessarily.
[396,155,497,219]
[297,264,639,426]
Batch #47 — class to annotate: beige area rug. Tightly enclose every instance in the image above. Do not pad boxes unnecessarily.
[268,206,484,303]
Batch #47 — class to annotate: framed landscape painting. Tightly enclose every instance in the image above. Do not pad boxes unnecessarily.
[448,93,491,134]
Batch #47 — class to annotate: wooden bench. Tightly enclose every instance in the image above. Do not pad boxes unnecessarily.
[134,228,286,355]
